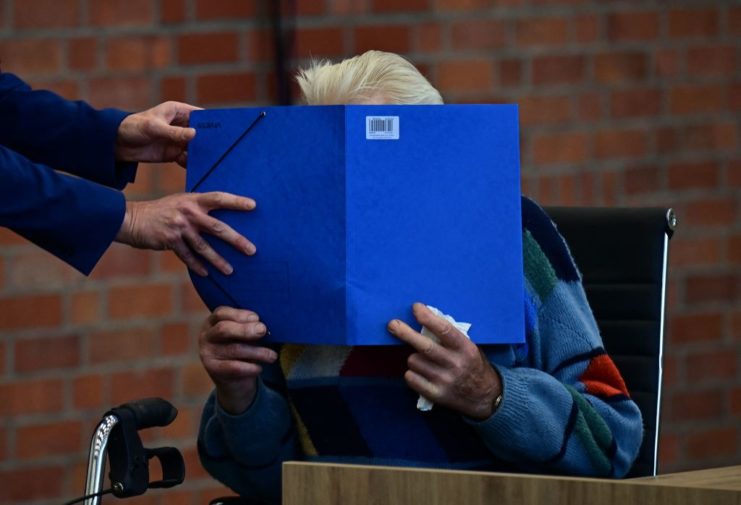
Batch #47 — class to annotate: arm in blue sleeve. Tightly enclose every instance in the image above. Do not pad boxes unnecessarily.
[467,199,642,478]
[471,289,643,477]
[0,72,136,189]
[0,145,126,274]
[198,372,298,504]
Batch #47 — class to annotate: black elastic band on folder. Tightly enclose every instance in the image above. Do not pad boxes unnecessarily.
[204,273,241,309]
[189,111,267,304]
[189,111,267,193]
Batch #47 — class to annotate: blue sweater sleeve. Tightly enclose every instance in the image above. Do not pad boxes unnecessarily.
[198,373,298,505]
[0,72,136,189]
[467,198,643,477]
[0,145,126,274]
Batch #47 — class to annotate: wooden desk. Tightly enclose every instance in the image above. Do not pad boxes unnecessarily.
[635,465,741,491]
[283,463,741,505]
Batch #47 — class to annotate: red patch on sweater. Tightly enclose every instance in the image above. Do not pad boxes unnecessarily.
[581,354,630,398]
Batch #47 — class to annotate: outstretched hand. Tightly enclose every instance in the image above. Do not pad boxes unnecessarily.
[116,101,202,167]
[116,192,257,276]
[388,303,502,420]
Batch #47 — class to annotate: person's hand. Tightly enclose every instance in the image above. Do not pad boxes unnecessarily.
[116,101,202,167]
[199,307,277,415]
[387,303,502,421]
[115,192,257,276]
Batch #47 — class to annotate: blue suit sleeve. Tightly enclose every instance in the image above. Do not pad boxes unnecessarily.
[0,145,126,275]
[0,72,136,189]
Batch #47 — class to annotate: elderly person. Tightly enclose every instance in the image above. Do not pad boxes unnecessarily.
[196,51,643,504]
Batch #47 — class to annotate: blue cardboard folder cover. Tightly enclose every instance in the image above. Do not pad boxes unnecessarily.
[186,105,524,346]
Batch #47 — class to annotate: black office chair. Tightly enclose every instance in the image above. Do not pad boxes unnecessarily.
[545,206,676,478]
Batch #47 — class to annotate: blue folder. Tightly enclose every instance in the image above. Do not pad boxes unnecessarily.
[186,105,524,345]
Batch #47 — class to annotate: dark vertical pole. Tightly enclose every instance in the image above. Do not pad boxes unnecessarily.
[269,0,296,105]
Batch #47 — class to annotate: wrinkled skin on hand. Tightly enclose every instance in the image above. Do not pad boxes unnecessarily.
[388,302,503,420]
[199,306,277,415]
[116,101,201,167]
[116,192,257,276]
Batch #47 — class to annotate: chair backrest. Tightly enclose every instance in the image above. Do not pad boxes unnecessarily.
[544,206,676,478]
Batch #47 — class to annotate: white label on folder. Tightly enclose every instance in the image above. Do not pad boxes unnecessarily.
[366,116,399,140]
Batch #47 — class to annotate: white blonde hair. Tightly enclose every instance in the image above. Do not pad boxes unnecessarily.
[296,50,443,105]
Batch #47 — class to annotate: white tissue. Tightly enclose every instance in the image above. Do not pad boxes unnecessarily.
[416,305,471,412]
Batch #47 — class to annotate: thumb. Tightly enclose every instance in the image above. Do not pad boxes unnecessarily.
[153,121,196,145]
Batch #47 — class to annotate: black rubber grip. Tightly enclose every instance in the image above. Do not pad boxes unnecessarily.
[119,397,178,430]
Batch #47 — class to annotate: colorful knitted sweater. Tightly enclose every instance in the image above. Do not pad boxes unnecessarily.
[198,197,643,504]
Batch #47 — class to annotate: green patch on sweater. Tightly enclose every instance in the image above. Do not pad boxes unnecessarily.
[523,230,558,302]
[566,384,614,476]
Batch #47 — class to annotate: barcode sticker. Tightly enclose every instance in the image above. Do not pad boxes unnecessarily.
[366,116,399,140]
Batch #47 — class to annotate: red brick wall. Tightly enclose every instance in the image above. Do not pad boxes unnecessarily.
[0,0,739,503]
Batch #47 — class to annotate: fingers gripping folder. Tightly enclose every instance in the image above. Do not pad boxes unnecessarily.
[186,105,525,346]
